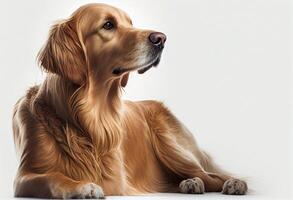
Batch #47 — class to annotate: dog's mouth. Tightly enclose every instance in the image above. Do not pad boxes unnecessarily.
[112,53,162,75]
[137,54,161,74]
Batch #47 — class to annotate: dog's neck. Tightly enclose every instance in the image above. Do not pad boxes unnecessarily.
[76,75,124,153]
[41,74,124,154]
[39,74,78,122]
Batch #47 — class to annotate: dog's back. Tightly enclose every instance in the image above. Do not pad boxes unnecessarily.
[13,86,39,154]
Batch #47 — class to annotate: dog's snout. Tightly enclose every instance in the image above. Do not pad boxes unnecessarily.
[148,32,166,48]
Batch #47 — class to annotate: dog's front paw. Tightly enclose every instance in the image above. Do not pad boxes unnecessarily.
[222,178,247,195]
[68,182,104,199]
[179,177,205,194]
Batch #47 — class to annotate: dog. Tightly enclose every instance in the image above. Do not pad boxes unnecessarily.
[12,3,248,198]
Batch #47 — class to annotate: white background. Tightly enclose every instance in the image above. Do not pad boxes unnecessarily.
[0,0,292,199]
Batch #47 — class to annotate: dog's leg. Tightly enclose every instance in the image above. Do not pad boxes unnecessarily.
[14,172,104,199]
[151,131,247,194]
[146,102,247,194]
[150,130,227,193]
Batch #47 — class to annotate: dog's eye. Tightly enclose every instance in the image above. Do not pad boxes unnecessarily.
[103,21,114,30]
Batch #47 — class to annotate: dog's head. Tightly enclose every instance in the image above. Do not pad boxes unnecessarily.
[38,3,166,87]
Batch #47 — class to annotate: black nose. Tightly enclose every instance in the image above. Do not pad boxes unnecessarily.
[148,32,166,48]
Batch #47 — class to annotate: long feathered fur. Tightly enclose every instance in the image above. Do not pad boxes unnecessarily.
[12,3,246,198]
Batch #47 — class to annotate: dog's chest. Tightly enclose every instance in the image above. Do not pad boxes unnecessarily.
[59,125,127,193]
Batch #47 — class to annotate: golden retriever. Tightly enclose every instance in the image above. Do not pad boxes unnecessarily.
[12,3,247,198]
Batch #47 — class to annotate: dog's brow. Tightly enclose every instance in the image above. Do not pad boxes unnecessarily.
[104,15,117,24]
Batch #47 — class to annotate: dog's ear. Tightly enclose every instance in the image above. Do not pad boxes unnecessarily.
[38,19,86,84]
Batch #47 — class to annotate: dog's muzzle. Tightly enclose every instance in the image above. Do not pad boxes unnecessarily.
[137,32,166,74]
[112,32,166,75]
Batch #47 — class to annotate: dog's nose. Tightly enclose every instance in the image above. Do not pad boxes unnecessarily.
[149,32,166,48]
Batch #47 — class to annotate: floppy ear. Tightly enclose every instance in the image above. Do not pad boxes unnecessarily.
[38,19,86,84]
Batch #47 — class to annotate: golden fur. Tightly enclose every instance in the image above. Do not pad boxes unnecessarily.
[12,3,247,198]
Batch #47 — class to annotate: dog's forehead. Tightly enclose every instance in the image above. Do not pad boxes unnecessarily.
[78,3,132,25]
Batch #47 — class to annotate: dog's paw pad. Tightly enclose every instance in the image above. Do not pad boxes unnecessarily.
[179,177,205,194]
[71,183,105,199]
[222,178,247,195]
